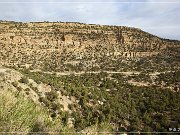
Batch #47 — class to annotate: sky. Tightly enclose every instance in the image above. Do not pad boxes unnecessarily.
[0,0,180,40]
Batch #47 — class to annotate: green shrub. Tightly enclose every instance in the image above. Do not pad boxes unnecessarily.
[68,104,74,110]
[20,69,180,132]
[0,90,67,133]
[12,82,18,87]
[62,113,69,126]
[46,90,58,102]
[25,88,30,91]
[32,86,38,92]
[16,86,22,91]
[39,97,51,107]
[51,102,62,112]
[19,77,29,84]
[25,91,30,95]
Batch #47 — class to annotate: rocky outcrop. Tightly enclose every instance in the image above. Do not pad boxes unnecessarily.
[0,21,179,71]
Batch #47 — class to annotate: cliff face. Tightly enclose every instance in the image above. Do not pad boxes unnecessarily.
[0,21,179,71]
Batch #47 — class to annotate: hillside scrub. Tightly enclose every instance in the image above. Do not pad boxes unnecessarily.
[20,69,180,132]
[0,90,73,134]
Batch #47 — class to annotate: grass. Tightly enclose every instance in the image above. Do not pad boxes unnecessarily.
[0,90,74,134]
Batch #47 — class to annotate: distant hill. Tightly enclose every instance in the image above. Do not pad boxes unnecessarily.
[0,21,179,72]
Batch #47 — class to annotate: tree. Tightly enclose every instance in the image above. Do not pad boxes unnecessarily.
[143,112,152,125]
[19,77,29,84]
[46,90,58,102]
[62,112,69,126]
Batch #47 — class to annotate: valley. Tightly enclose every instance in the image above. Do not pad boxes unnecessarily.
[0,21,179,134]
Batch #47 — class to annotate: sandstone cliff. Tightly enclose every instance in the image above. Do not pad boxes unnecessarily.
[0,21,179,71]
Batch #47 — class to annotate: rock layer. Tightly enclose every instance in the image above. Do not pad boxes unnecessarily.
[0,21,179,71]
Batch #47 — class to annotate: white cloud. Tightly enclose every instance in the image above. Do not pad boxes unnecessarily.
[0,0,179,40]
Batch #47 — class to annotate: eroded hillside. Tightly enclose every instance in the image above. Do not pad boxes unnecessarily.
[0,21,180,133]
[0,21,179,72]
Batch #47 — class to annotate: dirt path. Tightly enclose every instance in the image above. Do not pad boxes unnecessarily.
[30,69,141,76]
[128,80,149,86]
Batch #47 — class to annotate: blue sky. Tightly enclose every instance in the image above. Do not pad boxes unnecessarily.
[0,0,180,40]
